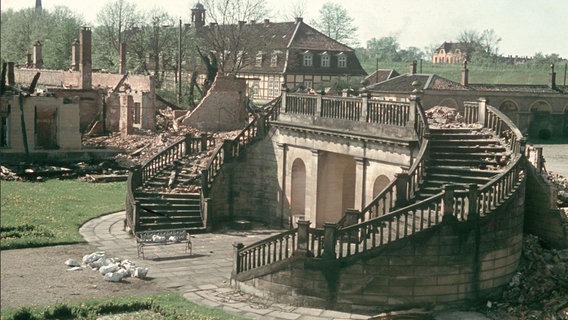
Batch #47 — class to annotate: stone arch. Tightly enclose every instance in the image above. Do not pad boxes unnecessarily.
[529,100,553,139]
[372,175,391,216]
[498,100,519,122]
[437,98,458,109]
[290,158,306,219]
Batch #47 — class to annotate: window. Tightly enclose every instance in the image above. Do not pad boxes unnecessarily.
[268,79,280,97]
[337,55,347,68]
[252,80,259,95]
[271,53,278,67]
[303,53,313,67]
[321,53,330,67]
[255,52,263,67]
[303,80,313,89]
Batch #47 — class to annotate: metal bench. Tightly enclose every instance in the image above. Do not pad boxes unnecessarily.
[135,229,192,259]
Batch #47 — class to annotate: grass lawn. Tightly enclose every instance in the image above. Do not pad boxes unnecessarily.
[0,180,127,250]
[0,292,248,320]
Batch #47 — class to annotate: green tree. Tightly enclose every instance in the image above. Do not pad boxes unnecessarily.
[93,0,143,71]
[366,36,400,62]
[311,2,359,47]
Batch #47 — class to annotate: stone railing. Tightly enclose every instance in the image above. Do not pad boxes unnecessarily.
[125,133,214,233]
[282,91,414,127]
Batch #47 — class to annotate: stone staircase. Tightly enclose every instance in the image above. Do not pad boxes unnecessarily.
[134,153,208,233]
[417,126,510,200]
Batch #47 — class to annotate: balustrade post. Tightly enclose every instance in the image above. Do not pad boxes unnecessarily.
[316,92,323,116]
[323,223,337,259]
[200,133,208,151]
[133,200,141,234]
[231,242,245,283]
[536,147,544,174]
[477,98,487,126]
[281,84,288,112]
[395,171,410,207]
[130,165,142,187]
[408,95,418,127]
[203,197,213,231]
[443,185,457,222]
[201,170,209,197]
[223,140,235,162]
[344,208,360,226]
[257,114,267,138]
[520,137,527,157]
[184,133,193,154]
[467,184,479,221]
[295,220,311,257]
[360,90,368,122]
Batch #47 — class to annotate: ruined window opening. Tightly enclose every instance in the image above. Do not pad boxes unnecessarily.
[34,106,58,150]
[0,103,9,148]
[133,102,141,124]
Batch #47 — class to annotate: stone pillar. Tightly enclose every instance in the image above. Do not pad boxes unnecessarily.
[395,171,409,207]
[276,143,288,228]
[26,53,32,68]
[360,91,368,122]
[477,98,487,126]
[308,149,320,224]
[33,40,43,69]
[80,27,92,90]
[354,157,367,210]
[119,94,134,135]
[280,84,287,113]
[71,39,80,71]
[443,184,457,222]
[467,183,479,220]
[536,147,544,174]
[295,220,311,256]
[323,223,337,259]
[231,242,245,281]
[223,139,235,162]
[344,208,360,226]
[316,92,323,116]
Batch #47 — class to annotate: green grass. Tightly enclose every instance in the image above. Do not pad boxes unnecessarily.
[0,292,248,320]
[0,180,127,250]
[361,61,556,85]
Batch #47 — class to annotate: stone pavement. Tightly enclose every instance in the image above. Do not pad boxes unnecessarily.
[79,212,371,320]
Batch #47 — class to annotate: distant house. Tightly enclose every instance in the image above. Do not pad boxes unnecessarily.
[432,42,468,64]
[191,4,367,100]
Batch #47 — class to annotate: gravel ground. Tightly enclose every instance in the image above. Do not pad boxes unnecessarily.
[0,244,163,310]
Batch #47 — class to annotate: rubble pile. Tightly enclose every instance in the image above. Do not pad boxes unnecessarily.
[425,106,482,129]
[65,252,149,283]
[487,234,568,319]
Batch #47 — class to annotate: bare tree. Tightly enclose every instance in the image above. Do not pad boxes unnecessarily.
[480,29,501,56]
[457,29,482,59]
[311,2,359,47]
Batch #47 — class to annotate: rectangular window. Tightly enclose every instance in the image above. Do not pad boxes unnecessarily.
[303,80,313,89]
[271,54,278,67]
[321,55,330,67]
[338,55,347,68]
[268,79,281,97]
[303,54,313,67]
[252,80,259,95]
[255,53,263,67]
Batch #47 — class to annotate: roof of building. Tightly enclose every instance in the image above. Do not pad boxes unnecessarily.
[363,69,400,86]
[366,73,471,93]
[195,19,367,76]
[435,42,468,53]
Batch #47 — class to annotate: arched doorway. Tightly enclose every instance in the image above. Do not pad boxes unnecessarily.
[499,100,518,123]
[290,158,306,222]
[529,101,553,140]
[372,175,391,217]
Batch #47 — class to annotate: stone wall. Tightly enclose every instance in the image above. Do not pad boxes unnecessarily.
[182,74,248,131]
[236,182,526,311]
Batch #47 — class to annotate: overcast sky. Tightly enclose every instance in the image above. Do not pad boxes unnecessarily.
[2,0,567,58]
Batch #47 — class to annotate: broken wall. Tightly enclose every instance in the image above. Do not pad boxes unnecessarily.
[182,74,247,131]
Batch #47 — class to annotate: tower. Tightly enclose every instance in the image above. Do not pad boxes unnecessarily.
[191,2,206,28]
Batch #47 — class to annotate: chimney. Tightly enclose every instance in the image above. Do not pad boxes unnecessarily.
[80,27,92,90]
[410,60,417,75]
[264,19,270,26]
[250,20,256,24]
[209,22,216,28]
[548,64,556,89]
[33,40,43,69]
[461,60,469,86]
[238,20,246,28]
[295,17,303,24]
[26,52,32,68]
[119,42,127,75]
[71,39,80,71]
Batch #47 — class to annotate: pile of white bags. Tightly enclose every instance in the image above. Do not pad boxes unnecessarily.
[64,252,149,282]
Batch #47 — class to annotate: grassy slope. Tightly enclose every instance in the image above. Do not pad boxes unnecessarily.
[0,180,126,250]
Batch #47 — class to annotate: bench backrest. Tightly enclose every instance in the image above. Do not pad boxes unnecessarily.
[136,229,189,242]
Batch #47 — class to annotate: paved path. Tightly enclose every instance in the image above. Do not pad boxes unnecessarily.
[80,212,370,320]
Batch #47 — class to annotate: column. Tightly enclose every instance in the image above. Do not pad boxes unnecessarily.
[276,143,288,228]
[354,157,367,210]
[308,149,320,224]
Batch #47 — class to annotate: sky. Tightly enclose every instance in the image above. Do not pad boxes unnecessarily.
[2,0,567,58]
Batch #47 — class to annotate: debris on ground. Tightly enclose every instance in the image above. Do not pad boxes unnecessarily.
[70,252,149,283]
[425,106,482,129]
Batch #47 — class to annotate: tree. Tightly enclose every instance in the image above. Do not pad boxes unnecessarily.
[280,0,306,21]
[93,0,143,71]
[457,29,482,59]
[480,29,501,56]
[366,36,400,62]
[311,2,359,47]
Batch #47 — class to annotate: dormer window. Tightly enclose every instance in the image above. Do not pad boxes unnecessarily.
[303,51,313,67]
[320,52,330,67]
[256,51,263,67]
[337,53,347,68]
[271,52,279,67]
